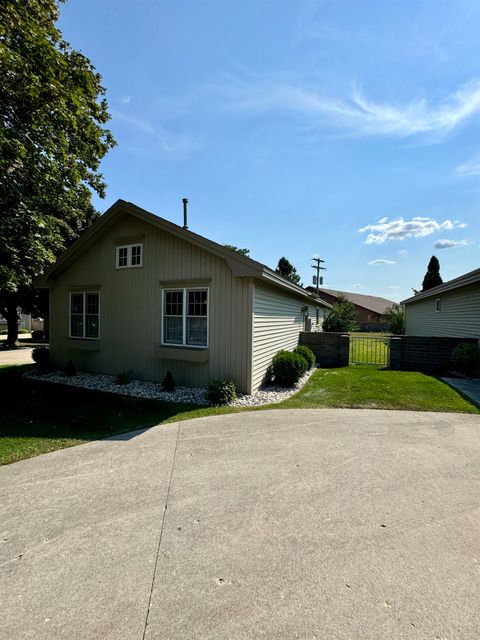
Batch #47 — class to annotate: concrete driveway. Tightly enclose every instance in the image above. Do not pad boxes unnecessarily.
[1,409,479,639]
[0,346,34,366]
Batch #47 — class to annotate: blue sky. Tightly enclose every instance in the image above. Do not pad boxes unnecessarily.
[59,0,479,301]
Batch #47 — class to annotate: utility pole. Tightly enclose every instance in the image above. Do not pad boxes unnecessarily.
[311,257,326,297]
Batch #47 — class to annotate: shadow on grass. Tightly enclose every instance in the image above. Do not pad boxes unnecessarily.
[0,365,234,464]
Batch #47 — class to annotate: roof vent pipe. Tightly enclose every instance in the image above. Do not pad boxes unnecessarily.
[182,197,189,230]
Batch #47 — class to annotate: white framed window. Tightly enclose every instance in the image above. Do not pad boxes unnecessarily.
[162,288,208,347]
[435,298,441,313]
[116,243,143,269]
[69,292,100,339]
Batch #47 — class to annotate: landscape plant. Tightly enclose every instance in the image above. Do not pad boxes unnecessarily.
[206,379,237,405]
[31,347,50,373]
[322,295,357,332]
[451,343,480,377]
[294,345,316,369]
[384,304,405,335]
[163,371,176,392]
[272,350,307,387]
[115,369,134,385]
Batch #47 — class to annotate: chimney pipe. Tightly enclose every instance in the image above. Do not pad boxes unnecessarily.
[182,197,189,230]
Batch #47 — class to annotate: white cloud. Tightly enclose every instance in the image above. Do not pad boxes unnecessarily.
[368,259,396,265]
[358,216,466,244]
[434,239,474,249]
[455,158,480,176]
[388,286,401,289]
[120,96,133,105]
[221,76,480,138]
[110,110,200,157]
[397,249,409,256]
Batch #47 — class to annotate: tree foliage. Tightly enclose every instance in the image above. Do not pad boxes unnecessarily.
[224,244,250,257]
[322,295,357,332]
[384,304,405,335]
[421,256,443,292]
[275,256,302,286]
[0,0,115,344]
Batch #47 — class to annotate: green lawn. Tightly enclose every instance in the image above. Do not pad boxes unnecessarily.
[283,367,480,413]
[1,364,478,465]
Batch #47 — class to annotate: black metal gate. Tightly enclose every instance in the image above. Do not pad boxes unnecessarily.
[349,335,390,367]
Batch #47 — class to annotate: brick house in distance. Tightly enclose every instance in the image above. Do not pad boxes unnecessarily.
[306,287,397,332]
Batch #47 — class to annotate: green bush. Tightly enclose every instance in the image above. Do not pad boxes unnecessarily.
[294,345,316,369]
[206,379,237,405]
[163,371,176,392]
[32,330,45,341]
[64,360,76,377]
[322,295,357,332]
[32,346,50,373]
[115,369,134,385]
[384,304,405,335]
[451,343,480,377]
[18,328,29,334]
[272,350,307,387]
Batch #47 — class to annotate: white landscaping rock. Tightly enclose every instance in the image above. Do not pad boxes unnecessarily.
[24,367,316,408]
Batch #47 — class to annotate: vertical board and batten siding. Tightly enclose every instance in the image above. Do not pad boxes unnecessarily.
[405,283,480,338]
[251,283,306,392]
[50,214,253,392]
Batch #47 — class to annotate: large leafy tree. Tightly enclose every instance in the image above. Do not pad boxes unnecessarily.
[0,0,115,345]
[275,256,302,286]
[322,295,357,332]
[421,256,443,292]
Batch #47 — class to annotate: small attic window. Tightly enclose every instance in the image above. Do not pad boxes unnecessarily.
[116,243,143,269]
[435,298,441,313]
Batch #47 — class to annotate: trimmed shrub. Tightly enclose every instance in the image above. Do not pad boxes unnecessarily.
[115,369,133,385]
[451,343,480,377]
[294,345,316,369]
[31,330,45,341]
[206,379,237,406]
[163,371,176,392]
[64,360,76,377]
[272,350,307,387]
[32,346,50,373]
[18,328,29,334]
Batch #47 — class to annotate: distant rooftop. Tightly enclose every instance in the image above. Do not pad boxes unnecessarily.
[306,287,397,315]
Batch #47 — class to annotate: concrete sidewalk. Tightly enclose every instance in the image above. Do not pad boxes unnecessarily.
[1,409,479,639]
[443,376,480,407]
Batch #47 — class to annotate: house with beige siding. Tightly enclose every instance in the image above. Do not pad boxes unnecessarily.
[37,199,330,394]
[401,268,480,339]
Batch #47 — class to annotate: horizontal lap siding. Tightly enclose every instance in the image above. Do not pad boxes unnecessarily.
[251,284,304,391]
[405,284,480,338]
[49,214,252,392]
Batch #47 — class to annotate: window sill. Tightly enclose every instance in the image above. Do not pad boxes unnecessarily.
[156,346,209,363]
[66,339,100,351]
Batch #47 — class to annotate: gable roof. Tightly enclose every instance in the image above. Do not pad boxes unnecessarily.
[306,287,396,315]
[37,199,331,307]
[401,267,480,304]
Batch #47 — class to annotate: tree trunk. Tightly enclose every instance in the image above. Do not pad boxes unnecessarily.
[4,305,19,347]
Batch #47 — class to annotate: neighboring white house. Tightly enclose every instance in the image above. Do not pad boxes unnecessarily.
[36,199,331,393]
[401,268,480,339]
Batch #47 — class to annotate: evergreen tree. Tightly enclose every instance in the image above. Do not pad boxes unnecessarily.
[421,256,443,292]
[224,245,250,257]
[275,257,302,286]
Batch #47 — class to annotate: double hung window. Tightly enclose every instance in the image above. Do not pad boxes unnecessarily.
[70,292,100,339]
[163,288,208,347]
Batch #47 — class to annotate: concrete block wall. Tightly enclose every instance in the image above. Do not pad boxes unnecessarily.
[390,336,478,373]
[299,332,349,367]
